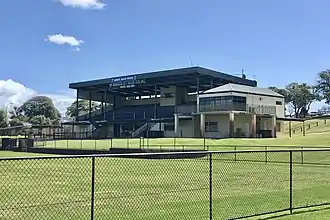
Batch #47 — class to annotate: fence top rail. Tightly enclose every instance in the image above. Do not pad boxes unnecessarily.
[145,144,330,148]
[1,148,330,161]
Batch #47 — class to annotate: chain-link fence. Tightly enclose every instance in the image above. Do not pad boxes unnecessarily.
[1,150,330,219]
[1,135,328,152]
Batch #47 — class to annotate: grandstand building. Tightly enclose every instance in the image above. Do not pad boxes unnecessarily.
[68,67,284,138]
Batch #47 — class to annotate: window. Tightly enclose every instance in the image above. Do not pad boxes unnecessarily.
[205,122,218,132]
[164,124,174,131]
[276,101,283,105]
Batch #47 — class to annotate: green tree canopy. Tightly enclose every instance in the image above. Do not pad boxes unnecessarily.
[268,86,290,103]
[316,69,330,104]
[66,100,100,118]
[269,83,320,118]
[9,96,61,126]
[285,83,320,118]
[0,109,7,128]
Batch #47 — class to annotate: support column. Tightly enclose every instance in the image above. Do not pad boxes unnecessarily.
[200,113,205,138]
[101,100,104,119]
[154,85,157,118]
[174,114,179,137]
[302,121,305,136]
[75,89,79,121]
[289,121,292,137]
[89,91,92,121]
[112,95,116,120]
[229,112,235,138]
[272,115,277,138]
[103,91,107,121]
[197,75,200,113]
[251,114,256,138]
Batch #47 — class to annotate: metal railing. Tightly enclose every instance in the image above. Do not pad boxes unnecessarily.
[247,104,276,115]
[1,149,330,219]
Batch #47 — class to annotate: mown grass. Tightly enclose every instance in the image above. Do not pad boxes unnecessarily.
[2,126,330,219]
[34,133,330,152]
[1,151,330,219]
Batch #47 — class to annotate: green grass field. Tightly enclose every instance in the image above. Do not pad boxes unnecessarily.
[2,122,330,219]
[1,150,330,219]
[33,133,330,152]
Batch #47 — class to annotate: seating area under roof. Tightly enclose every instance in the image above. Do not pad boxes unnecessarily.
[69,67,257,99]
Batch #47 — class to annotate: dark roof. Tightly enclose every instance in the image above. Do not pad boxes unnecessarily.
[201,83,284,98]
[69,66,257,97]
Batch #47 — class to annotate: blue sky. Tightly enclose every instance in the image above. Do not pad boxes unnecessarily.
[0,0,329,110]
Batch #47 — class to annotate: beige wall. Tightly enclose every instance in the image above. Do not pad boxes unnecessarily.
[203,114,252,138]
[199,91,285,117]
[152,113,283,138]
[162,120,194,138]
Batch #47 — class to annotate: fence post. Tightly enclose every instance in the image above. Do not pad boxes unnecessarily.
[234,146,237,162]
[209,153,213,220]
[94,139,97,151]
[204,138,206,150]
[127,138,129,149]
[110,139,113,149]
[90,157,95,220]
[290,151,293,214]
[301,147,303,165]
[265,146,268,163]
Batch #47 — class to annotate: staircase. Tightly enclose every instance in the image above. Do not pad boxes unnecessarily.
[131,122,157,138]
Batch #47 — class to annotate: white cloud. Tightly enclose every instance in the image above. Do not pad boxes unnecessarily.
[46,34,84,49]
[0,79,75,117]
[72,47,81,52]
[58,0,105,9]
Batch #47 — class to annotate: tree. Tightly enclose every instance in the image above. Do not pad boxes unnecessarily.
[9,118,24,127]
[8,106,27,126]
[268,86,290,103]
[0,109,7,128]
[9,96,61,125]
[20,96,61,120]
[66,100,100,118]
[29,115,52,126]
[285,83,320,118]
[316,69,330,104]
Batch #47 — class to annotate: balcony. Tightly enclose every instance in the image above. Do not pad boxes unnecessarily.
[199,103,246,112]
[199,103,276,116]
[176,104,197,114]
[247,104,276,116]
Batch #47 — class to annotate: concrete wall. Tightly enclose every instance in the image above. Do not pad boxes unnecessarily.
[202,114,253,138]
[163,120,194,138]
